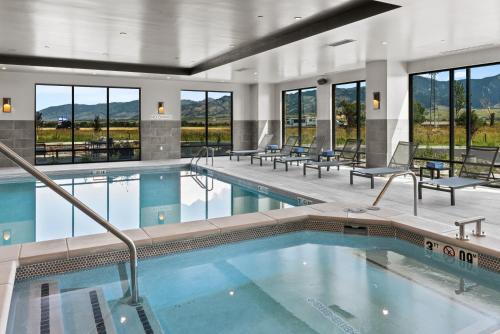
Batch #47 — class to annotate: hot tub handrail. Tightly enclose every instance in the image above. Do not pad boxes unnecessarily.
[372,170,418,216]
[0,141,139,305]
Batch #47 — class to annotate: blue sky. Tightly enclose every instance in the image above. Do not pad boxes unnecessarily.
[418,64,500,81]
[36,85,139,111]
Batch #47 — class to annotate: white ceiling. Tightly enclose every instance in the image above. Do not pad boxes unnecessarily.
[1,0,500,83]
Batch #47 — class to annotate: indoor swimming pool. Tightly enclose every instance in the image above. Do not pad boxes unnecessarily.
[7,231,500,334]
[0,168,297,246]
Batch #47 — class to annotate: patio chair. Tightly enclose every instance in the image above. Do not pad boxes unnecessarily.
[303,139,361,178]
[229,134,274,161]
[250,136,298,166]
[350,141,419,189]
[273,137,326,171]
[418,146,499,205]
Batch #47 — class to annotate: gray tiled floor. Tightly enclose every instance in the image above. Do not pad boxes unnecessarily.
[205,156,500,235]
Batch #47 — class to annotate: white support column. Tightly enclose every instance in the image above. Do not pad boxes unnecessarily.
[365,60,409,167]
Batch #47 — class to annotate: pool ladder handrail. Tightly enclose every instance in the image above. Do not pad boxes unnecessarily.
[189,146,215,191]
[372,170,418,216]
[0,141,140,305]
[455,216,486,240]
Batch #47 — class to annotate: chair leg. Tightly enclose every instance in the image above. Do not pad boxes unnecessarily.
[318,167,322,178]
[230,155,232,160]
[251,156,253,164]
[418,183,422,199]
[285,162,288,172]
[451,189,455,206]
[260,158,263,166]
[237,155,240,162]
[350,170,354,185]
[273,160,276,169]
[370,176,374,189]
[303,164,306,176]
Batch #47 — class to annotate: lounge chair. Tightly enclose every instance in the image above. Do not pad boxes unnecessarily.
[273,137,326,171]
[350,141,419,189]
[229,134,274,161]
[250,136,298,166]
[418,146,499,205]
[303,139,361,178]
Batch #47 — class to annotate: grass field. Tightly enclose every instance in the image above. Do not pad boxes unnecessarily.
[36,127,140,143]
[181,126,231,144]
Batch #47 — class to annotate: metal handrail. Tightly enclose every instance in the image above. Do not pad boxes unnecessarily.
[0,142,139,305]
[372,170,418,216]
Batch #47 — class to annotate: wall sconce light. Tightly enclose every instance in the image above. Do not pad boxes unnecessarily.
[158,102,165,114]
[2,230,11,243]
[3,98,11,113]
[158,211,165,224]
[372,92,381,110]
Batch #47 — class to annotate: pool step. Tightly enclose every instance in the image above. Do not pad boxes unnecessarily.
[60,287,117,334]
[109,296,164,334]
[27,281,64,334]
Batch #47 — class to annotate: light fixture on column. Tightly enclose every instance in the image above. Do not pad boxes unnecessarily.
[158,102,165,114]
[3,98,11,113]
[372,92,381,110]
[2,230,11,243]
[158,211,165,224]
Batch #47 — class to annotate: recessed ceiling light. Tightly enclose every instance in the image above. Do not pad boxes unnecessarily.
[253,72,257,75]
[257,15,264,18]
[167,76,171,79]
[1,66,7,70]
[294,16,302,20]
[119,32,127,35]
[381,41,388,45]
[440,39,446,43]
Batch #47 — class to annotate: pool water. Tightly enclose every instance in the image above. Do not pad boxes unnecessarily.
[7,232,500,334]
[0,169,295,246]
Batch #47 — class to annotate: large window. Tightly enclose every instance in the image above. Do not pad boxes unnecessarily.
[282,88,317,145]
[35,85,140,165]
[333,81,366,147]
[181,90,233,157]
[410,62,500,173]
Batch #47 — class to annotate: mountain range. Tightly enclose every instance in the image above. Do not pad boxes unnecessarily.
[181,95,231,119]
[413,74,500,108]
[37,100,140,121]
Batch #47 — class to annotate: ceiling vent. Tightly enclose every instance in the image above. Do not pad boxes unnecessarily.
[440,43,496,55]
[234,67,252,72]
[328,39,356,48]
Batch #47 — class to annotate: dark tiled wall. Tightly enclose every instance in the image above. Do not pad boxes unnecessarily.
[233,120,258,150]
[0,120,35,167]
[141,120,181,160]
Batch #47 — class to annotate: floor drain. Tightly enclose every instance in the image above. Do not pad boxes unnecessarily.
[345,208,367,214]
[366,206,381,211]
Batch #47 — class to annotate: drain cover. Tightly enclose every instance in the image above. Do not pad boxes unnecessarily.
[345,208,367,214]
[366,206,381,211]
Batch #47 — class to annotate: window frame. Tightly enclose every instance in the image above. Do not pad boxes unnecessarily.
[34,83,142,165]
[281,87,317,146]
[332,80,366,148]
[180,89,234,158]
[409,60,500,174]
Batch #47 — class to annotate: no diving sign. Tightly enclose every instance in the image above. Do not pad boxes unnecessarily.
[424,238,478,266]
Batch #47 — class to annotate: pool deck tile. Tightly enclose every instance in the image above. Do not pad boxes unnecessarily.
[209,212,277,232]
[0,261,16,285]
[260,206,322,223]
[0,283,13,334]
[143,220,219,244]
[19,238,68,266]
[67,229,152,258]
[0,244,20,263]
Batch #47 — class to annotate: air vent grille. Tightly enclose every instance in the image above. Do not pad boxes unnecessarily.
[328,39,356,47]
[440,43,496,55]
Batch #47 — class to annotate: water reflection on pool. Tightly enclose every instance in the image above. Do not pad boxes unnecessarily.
[0,169,295,245]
